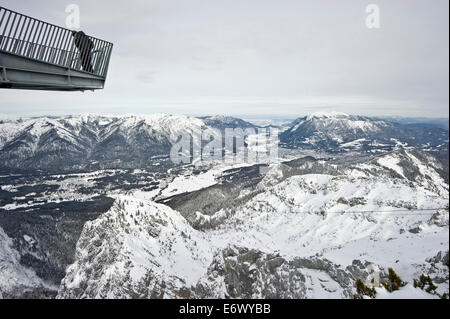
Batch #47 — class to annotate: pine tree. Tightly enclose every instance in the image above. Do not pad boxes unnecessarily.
[382,268,406,292]
[355,278,376,298]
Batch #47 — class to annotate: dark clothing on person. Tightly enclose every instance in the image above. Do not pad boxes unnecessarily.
[72,31,94,73]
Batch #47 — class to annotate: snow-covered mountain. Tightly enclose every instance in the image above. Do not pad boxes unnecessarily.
[199,115,257,130]
[56,149,449,299]
[0,114,235,172]
[280,112,449,154]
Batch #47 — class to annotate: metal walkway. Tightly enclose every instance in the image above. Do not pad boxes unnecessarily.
[0,6,113,91]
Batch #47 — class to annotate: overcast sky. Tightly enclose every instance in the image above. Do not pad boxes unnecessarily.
[1,0,448,118]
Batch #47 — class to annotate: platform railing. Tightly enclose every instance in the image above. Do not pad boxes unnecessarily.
[0,6,113,78]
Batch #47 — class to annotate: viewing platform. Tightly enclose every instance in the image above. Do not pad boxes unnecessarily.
[0,6,113,91]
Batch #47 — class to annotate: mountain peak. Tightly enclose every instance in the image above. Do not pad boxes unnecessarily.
[281,111,449,153]
[306,111,350,121]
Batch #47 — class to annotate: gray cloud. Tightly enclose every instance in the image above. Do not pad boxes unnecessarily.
[1,0,448,118]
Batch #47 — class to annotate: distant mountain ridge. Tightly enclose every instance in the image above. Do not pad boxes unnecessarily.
[0,114,253,172]
[280,112,448,154]
[198,115,257,130]
[0,112,448,172]
[376,116,449,130]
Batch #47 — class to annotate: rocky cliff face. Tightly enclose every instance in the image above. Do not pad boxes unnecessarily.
[193,246,380,299]
[57,198,211,299]
[0,226,55,298]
